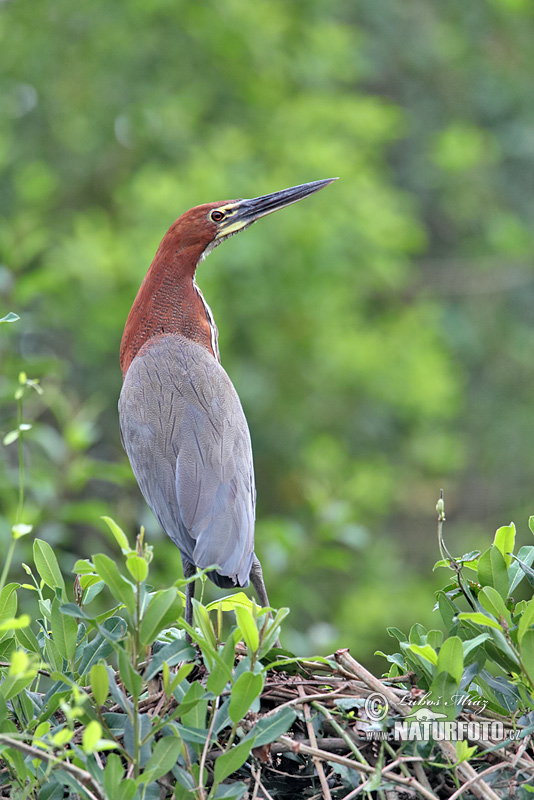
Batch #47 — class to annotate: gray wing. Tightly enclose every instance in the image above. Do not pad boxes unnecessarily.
[118,334,255,587]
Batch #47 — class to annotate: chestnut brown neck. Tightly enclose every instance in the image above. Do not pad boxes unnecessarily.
[120,239,218,377]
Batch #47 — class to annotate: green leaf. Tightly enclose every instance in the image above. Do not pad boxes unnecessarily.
[78,617,126,674]
[437,592,458,631]
[50,598,77,661]
[235,606,259,652]
[509,546,534,593]
[101,516,131,551]
[104,753,124,799]
[462,633,491,659]
[206,592,255,612]
[73,559,96,575]
[15,624,40,655]
[213,738,254,785]
[455,739,478,764]
[457,612,503,630]
[145,637,196,681]
[0,614,30,632]
[437,636,463,684]
[192,599,217,651]
[493,523,515,569]
[518,597,534,645]
[11,523,33,539]
[33,540,65,592]
[520,629,534,687]
[0,584,19,624]
[82,720,102,753]
[180,681,208,730]
[2,430,19,446]
[478,586,512,627]
[229,671,264,724]
[206,637,235,695]
[407,643,438,666]
[139,588,182,646]
[93,554,135,615]
[118,647,143,699]
[428,670,459,720]
[143,734,182,782]
[90,662,109,705]
[247,707,296,747]
[126,554,148,583]
[477,546,509,600]
[0,312,20,323]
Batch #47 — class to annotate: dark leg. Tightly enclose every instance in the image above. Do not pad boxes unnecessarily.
[250,554,280,647]
[181,557,196,641]
[250,554,270,608]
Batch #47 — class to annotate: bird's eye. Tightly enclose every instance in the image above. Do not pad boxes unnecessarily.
[210,210,225,222]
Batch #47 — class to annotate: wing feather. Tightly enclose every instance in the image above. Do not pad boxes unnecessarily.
[119,334,255,587]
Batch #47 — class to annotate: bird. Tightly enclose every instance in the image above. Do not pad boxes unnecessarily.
[118,178,337,629]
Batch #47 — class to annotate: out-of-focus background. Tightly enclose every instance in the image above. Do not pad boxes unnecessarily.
[1,0,534,662]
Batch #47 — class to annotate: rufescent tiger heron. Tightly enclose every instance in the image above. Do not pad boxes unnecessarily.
[119,178,337,630]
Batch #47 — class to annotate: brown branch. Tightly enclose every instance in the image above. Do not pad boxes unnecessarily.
[0,735,104,800]
[298,685,332,800]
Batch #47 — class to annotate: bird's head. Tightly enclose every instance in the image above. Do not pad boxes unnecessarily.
[166,178,338,265]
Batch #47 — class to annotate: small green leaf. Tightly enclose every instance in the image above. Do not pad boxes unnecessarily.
[126,554,148,583]
[478,546,509,599]
[11,523,33,539]
[455,739,478,764]
[15,624,40,654]
[206,592,255,612]
[457,612,503,630]
[139,588,182,646]
[101,516,131,551]
[93,554,135,615]
[33,539,65,592]
[407,643,438,666]
[213,738,254,785]
[3,430,19,446]
[247,707,297,747]
[144,735,182,782]
[437,636,463,684]
[478,586,512,627]
[0,584,19,623]
[0,614,30,631]
[0,312,20,323]
[180,681,208,729]
[518,597,534,645]
[73,559,96,575]
[520,629,534,687]
[192,599,217,650]
[82,720,102,753]
[493,523,515,568]
[206,637,235,695]
[144,637,196,681]
[118,647,143,699]
[235,606,259,653]
[50,598,77,661]
[104,753,124,799]
[229,671,264,724]
[90,662,109,706]
[509,546,534,593]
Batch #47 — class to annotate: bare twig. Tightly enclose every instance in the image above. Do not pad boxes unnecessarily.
[298,685,332,800]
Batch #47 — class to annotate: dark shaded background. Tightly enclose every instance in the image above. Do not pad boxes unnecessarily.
[2,0,534,661]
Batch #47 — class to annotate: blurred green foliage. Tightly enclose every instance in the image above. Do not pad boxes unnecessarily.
[2,0,534,660]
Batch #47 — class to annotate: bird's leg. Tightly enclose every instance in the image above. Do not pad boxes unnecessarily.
[182,557,196,642]
[250,554,280,648]
[250,554,270,608]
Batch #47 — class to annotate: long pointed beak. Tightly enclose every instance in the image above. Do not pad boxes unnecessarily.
[216,178,338,238]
